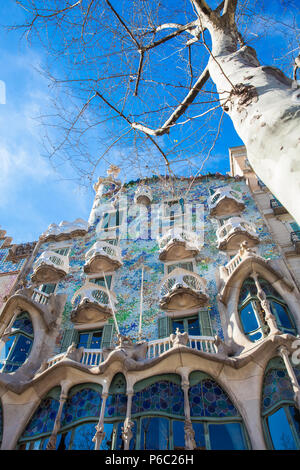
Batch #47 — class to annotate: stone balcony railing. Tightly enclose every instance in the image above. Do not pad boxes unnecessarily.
[216,217,259,251]
[42,218,88,242]
[71,283,116,324]
[31,288,50,305]
[157,228,201,261]
[219,242,260,283]
[159,268,207,311]
[84,241,122,274]
[44,334,218,371]
[31,251,69,284]
[134,185,153,205]
[208,187,245,217]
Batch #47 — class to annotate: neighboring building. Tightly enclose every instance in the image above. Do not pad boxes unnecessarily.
[0,146,299,450]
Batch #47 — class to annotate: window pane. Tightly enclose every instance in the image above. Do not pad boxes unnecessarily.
[71,422,96,450]
[90,332,102,349]
[193,422,206,449]
[100,423,114,450]
[56,431,72,450]
[172,421,185,450]
[32,439,41,450]
[289,406,300,440]
[140,417,169,450]
[172,320,184,334]
[270,301,294,330]
[240,303,260,334]
[209,422,247,450]
[267,408,297,450]
[90,276,112,289]
[78,333,89,349]
[41,283,56,294]
[188,318,201,336]
[114,422,124,450]
[6,334,33,371]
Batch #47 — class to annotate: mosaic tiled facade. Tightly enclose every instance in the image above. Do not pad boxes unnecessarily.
[0,146,300,450]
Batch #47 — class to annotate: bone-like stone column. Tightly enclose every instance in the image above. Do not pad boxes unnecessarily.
[278,346,300,410]
[93,392,108,450]
[122,391,134,450]
[46,382,70,450]
[251,272,280,335]
[181,375,196,450]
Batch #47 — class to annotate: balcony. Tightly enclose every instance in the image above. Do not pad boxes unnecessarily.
[208,187,245,217]
[291,231,300,254]
[42,218,88,242]
[31,251,69,284]
[157,228,201,261]
[134,185,153,205]
[71,282,116,324]
[45,334,217,371]
[84,241,122,273]
[216,217,259,251]
[270,198,288,216]
[159,268,207,311]
[31,288,51,305]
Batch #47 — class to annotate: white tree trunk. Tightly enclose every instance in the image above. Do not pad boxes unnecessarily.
[208,29,300,224]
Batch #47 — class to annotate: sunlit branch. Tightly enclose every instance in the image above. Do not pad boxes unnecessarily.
[131,66,210,136]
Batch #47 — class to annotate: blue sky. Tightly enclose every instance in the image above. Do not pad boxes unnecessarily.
[0,1,297,244]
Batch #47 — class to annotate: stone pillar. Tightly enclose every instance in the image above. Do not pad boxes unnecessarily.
[181,377,196,450]
[278,346,300,410]
[251,272,280,335]
[122,391,134,450]
[46,384,69,450]
[93,392,108,450]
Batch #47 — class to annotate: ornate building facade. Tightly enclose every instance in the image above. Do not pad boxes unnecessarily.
[0,146,299,450]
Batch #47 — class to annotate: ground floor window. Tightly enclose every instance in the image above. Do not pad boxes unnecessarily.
[265,406,300,450]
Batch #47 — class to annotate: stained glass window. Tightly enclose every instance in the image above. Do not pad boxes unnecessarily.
[61,387,102,427]
[189,378,238,418]
[262,368,294,413]
[132,380,184,417]
[22,396,60,438]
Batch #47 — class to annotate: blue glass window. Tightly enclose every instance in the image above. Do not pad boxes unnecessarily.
[1,312,34,373]
[140,417,170,450]
[208,422,247,450]
[267,407,298,450]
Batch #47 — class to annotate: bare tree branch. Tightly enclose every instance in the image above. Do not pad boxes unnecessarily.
[104,0,140,49]
[131,66,210,136]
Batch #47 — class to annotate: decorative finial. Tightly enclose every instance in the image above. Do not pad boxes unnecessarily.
[107,165,120,179]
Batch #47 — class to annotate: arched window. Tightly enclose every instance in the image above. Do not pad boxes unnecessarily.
[17,384,102,450]
[17,386,61,450]
[131,374,185,450]
[189,371,249,450]
[238,277,296,342]
[262,358,300,449]
[0,312,34,373]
